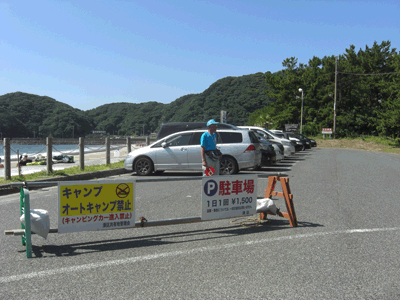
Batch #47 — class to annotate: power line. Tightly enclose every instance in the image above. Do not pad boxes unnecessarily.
[339,71,400,76]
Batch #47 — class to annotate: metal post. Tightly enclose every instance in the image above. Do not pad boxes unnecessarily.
[127,137,131,153]
[299,88,304,134]
[20,188,26,246]
[47,137,52,174]
[20,188,32,258]
[4,138,11,180]
[17,150,21,177]
[334,56,338,138]
[106,137,110,165]
[146,136,150,146]
[79,137,84,171]
[301,93,304,134]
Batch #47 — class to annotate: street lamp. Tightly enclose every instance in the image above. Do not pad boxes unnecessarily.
[299,88,304,134]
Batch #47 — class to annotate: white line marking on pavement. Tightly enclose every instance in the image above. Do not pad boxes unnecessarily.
[1,227,399,283]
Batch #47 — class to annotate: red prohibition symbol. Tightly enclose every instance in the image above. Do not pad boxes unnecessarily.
[116,183,130,198]
[205,166,216,176]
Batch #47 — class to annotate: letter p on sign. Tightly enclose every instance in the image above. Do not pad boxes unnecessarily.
[204,179,218,197]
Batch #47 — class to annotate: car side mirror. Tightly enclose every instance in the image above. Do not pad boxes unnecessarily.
[161,142,167,148]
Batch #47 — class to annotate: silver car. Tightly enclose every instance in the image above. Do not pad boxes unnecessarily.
[124,129,262,175]
[238,126,295,157]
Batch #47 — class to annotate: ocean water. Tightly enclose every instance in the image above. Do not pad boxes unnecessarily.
[0,144,118,160]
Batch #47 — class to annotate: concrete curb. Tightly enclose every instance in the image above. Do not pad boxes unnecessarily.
[0,168,132,196]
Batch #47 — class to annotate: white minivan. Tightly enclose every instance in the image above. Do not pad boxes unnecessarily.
[238,126,295,157]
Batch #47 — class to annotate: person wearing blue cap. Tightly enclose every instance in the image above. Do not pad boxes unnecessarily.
[200,119,221,176]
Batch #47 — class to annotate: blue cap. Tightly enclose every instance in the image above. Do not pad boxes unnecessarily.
[207,119,219,126]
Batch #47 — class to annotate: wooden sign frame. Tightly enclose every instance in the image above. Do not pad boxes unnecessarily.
[260,176,297,227]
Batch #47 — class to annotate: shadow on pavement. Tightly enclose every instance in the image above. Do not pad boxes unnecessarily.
[24,219,323,258]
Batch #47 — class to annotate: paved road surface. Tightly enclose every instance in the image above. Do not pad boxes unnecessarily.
[1,148,400,299]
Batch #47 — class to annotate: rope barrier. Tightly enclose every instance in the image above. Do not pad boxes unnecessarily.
[9,146,46,157]
[84,145,106,151]
[10,147,19,155]
[33,146,47,156]
[52,145,79,155]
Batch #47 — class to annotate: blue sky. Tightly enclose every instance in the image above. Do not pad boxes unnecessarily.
[1,0,399,111]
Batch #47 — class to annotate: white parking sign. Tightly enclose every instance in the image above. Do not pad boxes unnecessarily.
[201,175,257,220]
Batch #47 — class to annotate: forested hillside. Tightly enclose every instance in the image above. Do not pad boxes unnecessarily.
[0,92,93,138]
[1,41,399,139]
[249,41,400,138]
[0,72,271,138]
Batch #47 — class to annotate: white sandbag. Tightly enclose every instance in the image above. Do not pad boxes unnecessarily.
[114,150,120,158]
[256,198,279,215]
[20,209,50,239]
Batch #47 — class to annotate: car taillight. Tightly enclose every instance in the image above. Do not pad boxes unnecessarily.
[244,145,256,152]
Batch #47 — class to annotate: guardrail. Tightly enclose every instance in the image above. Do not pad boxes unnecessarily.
[4,173,296,258]
[2,137,151,180]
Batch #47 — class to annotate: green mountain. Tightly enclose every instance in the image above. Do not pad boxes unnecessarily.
[0,92,93,138]
[3,40,397,139]
[0,72,272,138]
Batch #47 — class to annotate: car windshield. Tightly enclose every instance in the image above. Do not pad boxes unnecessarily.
[264,129,281,139]
[291,133,305,140]
[287,132,299,139]
[254,132,267,143]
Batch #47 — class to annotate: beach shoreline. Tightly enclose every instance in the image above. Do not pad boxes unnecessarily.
[0,145,124,162]
[0,147,131,177]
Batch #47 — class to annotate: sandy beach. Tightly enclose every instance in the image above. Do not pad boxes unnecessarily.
[0,147,130,177]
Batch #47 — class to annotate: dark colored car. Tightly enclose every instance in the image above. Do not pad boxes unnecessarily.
[270,140,285,155]
[252,133,276,169]
[271,131,305,151]
[261,141,277,166]
[156,122,239,140]
[297,133,317,147]
[289,133,312,149]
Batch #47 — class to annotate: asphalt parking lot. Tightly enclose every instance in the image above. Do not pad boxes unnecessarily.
[1,148,400,299]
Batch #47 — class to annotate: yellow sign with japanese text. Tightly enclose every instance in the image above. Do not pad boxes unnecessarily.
[58,180,136,233]
[59,182,133,217]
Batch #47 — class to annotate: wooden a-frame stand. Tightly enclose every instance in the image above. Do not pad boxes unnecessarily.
[259,176,298,227]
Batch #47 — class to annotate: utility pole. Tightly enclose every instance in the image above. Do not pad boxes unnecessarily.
[334,56,338,138]
[299,88,304,134]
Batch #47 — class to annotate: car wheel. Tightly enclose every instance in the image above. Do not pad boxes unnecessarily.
[135,157,153,176]
[301,144,305,151]
[219,156,238,175]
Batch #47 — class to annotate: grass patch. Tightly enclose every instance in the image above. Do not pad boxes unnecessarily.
[0,161,125,185]
[313,135,400,154]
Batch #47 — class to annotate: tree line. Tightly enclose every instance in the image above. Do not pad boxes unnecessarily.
[249,40,400,138]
